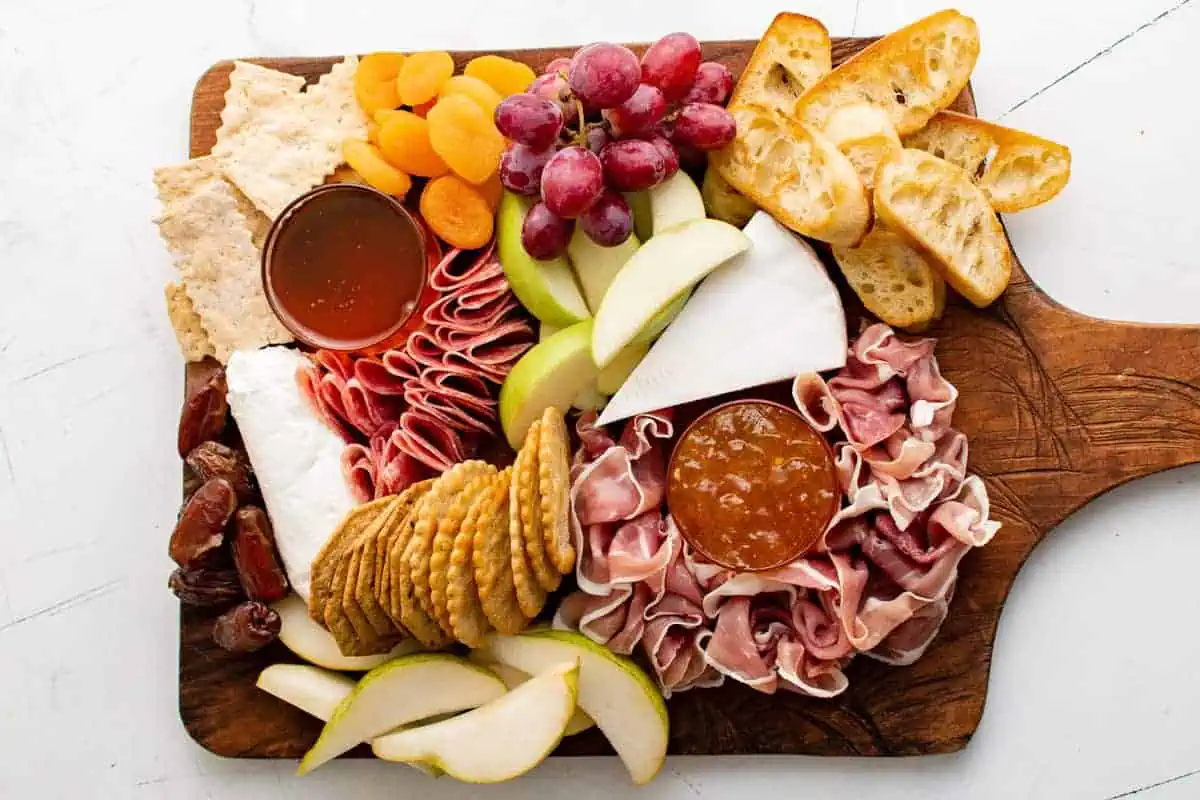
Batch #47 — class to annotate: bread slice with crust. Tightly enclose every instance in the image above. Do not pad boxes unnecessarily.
[728,13,832,117]
[821,104,902,189]
[904,110,1071,212]
[795,10,980,137]
[700,166,757,228]
[833,227,946,331]
[874,149,1012,307]
[712,103,870,246]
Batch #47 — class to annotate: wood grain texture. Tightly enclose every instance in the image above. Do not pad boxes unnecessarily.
[179,39,1200,760]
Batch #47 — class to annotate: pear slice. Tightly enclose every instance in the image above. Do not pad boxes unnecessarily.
[297,653,506,775]
[272,594,420,671]
[478,659,596,736]
[372,661,580,782]
[257,664,354,722]
[591,219,751,367]
[486,630,668,785]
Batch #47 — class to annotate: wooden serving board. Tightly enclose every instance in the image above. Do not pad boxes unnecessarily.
[179,38,1200,759]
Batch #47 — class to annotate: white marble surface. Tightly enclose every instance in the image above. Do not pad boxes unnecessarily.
[1,1,1198,797]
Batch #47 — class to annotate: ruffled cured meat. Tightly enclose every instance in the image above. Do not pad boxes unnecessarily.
[298,234,534,500]
[558,324,1000,698]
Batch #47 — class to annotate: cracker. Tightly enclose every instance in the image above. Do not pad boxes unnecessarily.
[389,496,452,649]
[354,497,408,638]
[516,420,561,593]
[473,468,529,635]
[213,58,367,219]
[339,539,389,650]
[538,406,575,575]
[449,471,503,646]
[323,545,384,656]
[410,462,495,635]
[429,471,495,636]
[164,282,214,362]
[371,480,435,629]
[153,157,292,362]
[510,423,551,618]
[308,497,393,623]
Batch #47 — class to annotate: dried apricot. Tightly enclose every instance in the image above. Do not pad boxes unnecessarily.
[374,108,405,126]
[464,55,537,97]
[343,139,413,197]
[377,111,449,178]
[427,95,506,185]
[396,51,455,106]
[420,175,494,250]
[355,52,406,115]
[366,119,380,144]
[477,171,503,211]
[438,74,503,115]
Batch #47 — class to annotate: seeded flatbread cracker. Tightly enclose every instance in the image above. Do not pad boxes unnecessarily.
[389,494,453,649]
[538,407,575,575]
[153,156,292,363]
[510,425,551,618]
[429,470,495,636]
[410,461,494,635]
[164,282,214,362]
[370,480,435,630]
[308,497,394,624]
[213,58,368,219]
[516,420,561,593]
[339,539,390,651]
[324,544,388,656]
[450,471,505,646]
[353,496,408,638]
[473,468,529,634]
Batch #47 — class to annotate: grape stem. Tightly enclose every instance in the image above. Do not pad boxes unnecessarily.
[574,97,588,148]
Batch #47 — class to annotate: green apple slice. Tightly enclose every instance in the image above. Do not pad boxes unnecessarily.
[486,630,669,785]
[499,320,599,449]
[498,192,590,327]
[566,226,640,314]
[257,664,354,722]
[371,661,579,782]
[595,341,649,396]
[297,653,505,775]
[648,170,706,234]
[625,191,653,242]
[540,321,608,411]
[592,218,751,367]
[272,594,419,671]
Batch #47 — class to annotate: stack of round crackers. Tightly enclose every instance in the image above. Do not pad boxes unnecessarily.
[307,407,575,654]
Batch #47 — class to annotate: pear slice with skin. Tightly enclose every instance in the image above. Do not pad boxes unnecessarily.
[471,655,597,736]
[297,653,505,775]
[257,664,354,722]
[272,594,419,672]
[485,630,669,785]
[372,661,579,782]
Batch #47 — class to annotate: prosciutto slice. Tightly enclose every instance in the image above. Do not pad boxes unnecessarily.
[559,324,1000,700]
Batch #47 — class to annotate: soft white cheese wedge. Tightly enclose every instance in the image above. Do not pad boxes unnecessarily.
[597,212,848,426]
[226,347,355,601]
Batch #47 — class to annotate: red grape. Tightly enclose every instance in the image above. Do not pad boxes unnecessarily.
[499,143,553,196]
[640,33,702,101]
[684,62,734,105]
[603,83,666,137]
[672,103,737,151]
[541,146,605,218]
[522,202,574,260]
[600,139,667,192]
[580,191,634,247]
[569,43,640,109]
[585,125,610,155]
[675,142,707,172]
[494,93,563,151]
[545,57,573,77]
[528,73,578,126]
[638,133,680,179]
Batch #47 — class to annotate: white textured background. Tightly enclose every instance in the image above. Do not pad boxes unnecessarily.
[1,1,1198,797]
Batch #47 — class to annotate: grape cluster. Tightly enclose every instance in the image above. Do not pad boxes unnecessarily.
[495,33,736,260]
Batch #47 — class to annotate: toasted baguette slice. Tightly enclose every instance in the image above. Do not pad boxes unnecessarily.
[833,227,946,330]
[822,104,902,189]
[712,104,870,246]
[729,13,832,117]
[874,149,1012,307]
[701,167,757,228]
[904,111,1072,212]
[795,10,980,137]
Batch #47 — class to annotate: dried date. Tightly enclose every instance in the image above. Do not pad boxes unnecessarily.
[169,478,237,568]
[178,367,228,457]
[212,601,280,652]
[185,441,257,502]
[168,567,244,607]
[232,506,288,602]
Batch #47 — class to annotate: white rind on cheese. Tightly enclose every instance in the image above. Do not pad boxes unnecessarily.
[226,347,356,601]
[597,212,848,426]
